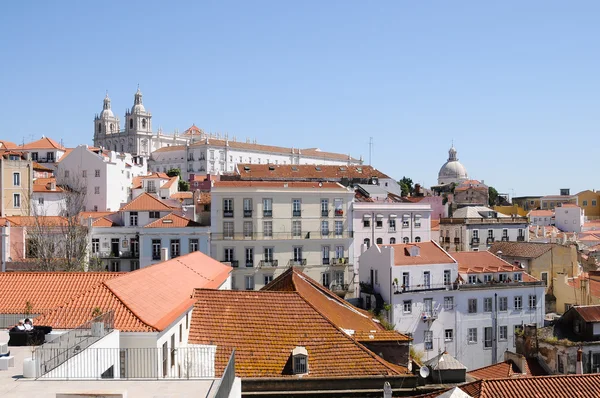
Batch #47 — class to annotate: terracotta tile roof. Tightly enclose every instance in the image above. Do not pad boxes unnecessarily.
[385,242,456,266]
[528,210,554,217]
[262,268,410,342]
[0,272,122,314]
[144,212,201,228]
[80,211,115,220]
[36,252,231,332]
[213,181,345,189]
[32,178,63,193]
[468,361,522,380]
[32,162,53,171]
[561,203,580,208]
[197,192,211,205]
[233,164,389,180]
[171,192,193,200]
[415,374,600,398]
[488,242,554,259]
[191,174,208,182]
[54,148,73,162]
[139,172,170,179]
[120,192,174,211]
[571,305,600,322]
[0,140,17,149]
[190,289,408,378]
[181,124,204,136]
[0,216,69,227]
[92,217,116,227]
[453,251,537,281]
[132,176,142,189]
[431,219,440,231]
[160,176,178,189]
[20,136,65,150]
[579,234,600,242]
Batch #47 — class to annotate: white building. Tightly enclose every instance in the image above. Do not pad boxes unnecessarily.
[56,145,146,212]
[359,242,545,370]
[20,136,67,164]
[528,210,555,227]
[555,204,585,233]
[439,206,529,252]
[210,180,355,295]
[437,145,469,186]
[31,178,66,216]
[89,192,210,271]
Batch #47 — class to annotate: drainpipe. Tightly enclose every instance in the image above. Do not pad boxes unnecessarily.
[492,293,498,364]
[371,211,375,246]
[410,212,414,242]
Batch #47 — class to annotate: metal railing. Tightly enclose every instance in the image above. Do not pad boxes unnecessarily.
[34,311,114,378]
[331,257,350,265]
[289,259,307,266]
[213,231,354,240]
[34,345,218,380]
[258,260,278,268]
[394,283,457,294]
[1,308,100,329]
[214,350,236,398]
[392,280,546,294]
[221,260,239,268]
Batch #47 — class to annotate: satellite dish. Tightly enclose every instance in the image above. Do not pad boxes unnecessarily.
[419,366,430,378]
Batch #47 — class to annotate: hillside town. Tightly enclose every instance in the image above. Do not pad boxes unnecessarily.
[0,89,599,397]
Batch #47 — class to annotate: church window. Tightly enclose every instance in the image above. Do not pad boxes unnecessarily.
[142,119,147,128]
[130,119,134,129]
[110,123,114,132]
[98,123,102,133]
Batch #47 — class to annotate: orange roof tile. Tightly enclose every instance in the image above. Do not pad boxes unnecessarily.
[171,192,193,200]
[0,272,122,314]
[181,124,204,136]
[32,162,53,171]
[570,305,600,322]
[453,251,538,280]
[92,217,116,227]
[561,203,580,208]
[0,140,17,149]
[121,192,174,211]
[132,176,142,189]
[20,136,65,150]
[139,172,170,180]
[160,176,178,189]
[190,289,408,378]
[468,361,521,380]
[144,212,201,228]
[233,164,389,180]
[529,210,554,217]
[213,181,345,189]
[385,242,456,266]
[0,216,69,227]
[79,211,115,220]
[197,192,211,205]
[431,219,440,231]
[32,178,64,193]
[263,268,410,342]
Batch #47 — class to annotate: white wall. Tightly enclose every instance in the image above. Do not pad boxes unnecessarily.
[555,207,585,233]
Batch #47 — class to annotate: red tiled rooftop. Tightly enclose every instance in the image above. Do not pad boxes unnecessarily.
[160,176,178,189]
[233,164,390,180]
[144,212,201,228]
[453,251,537,281]
[20,136,65,150]
[385,242,456,266]
[213,181,345,189]
[529,210,554,217]
[120,192,174,211]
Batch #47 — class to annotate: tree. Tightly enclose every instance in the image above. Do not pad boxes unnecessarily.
[398,177,414,197]
[489,186,499,207]
[166,168,181,178]
[178,180,190,192]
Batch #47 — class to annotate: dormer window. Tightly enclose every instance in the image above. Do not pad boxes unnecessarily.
[514,272,522,282]
[468,275,478,284]
[292,346,308,375]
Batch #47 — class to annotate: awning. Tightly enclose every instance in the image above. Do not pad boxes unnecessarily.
[389,214,397,218]
[376,214,384,219]
[363,214,372,219]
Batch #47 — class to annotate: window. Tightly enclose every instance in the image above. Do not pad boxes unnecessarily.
[335,220,343,236]
[468,275,478,284]
[468,328,477,343]
[293,355,307,374]
[376,216,383,228]
[403,237,409,244]
[445,329,453,342]
[170,239,180,258]
[444,296,454,310]
[424,330,433,351]
[12,172,20,186]
[82,170,87,178]
[31,152,38,161]
[152,239,161,260]
[499,273,507,282]
[149,211,160,219]
[415,215,422,228]
[189,239,199,252]
[245,247,253,267]
[264,275,273,285]
[321,199,329,216]
[130,212,138,226]
[473,229,479,239]
[488,229,494,239]
[94,186,100,194]
[38,197,44,205]
[264,247,274,264]
[468,298,477,313]
[363,216,371,228]
[423,271,431,288]
[223,199,233,217]
[263,221,273,238]
[293,246,303,264]
[403,300,412,313]
[243,198,252,217]
[390,237,396,244]
[224,248,234,262]
[502,229,508,238]
[243,221,253,238]
[92,238,100,253]
[499,297,508,311]
[484,274,492,283]
[245,275,254,290]
[292,220,302,237]
[557,355,564,373]
[514,272,522,282]
[499,326,508,341]
[594,200,598,207]
[322,272,330,287]
[484,327,493,348]
[95,169,100,177]
[292,199,301,217]
[179,324,182,343]
[64,170,70,178]
[321,220,330,236]
[484,297,493,312]
[223,222,234,239]
[322,246,330,264]
[389,218,396,231]
[374,269,379,285]
[13,193,20,208]
[541,272,548,286]
[423,298,433,315]
[402,216,409,228]
[364,238,370,248]
[529,294,537,309]
[376,237,383,244]
[402,272,410,289]
[444,270,451,285]
[514,296,523,310]
[334,198,343,216]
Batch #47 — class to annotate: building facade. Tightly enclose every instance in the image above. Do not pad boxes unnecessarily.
[0,151,33,217]
[359,243,545,370]
[210,181,355,295]
[528,210,555,226]
[555,204,585,233]
[577,190,600,219]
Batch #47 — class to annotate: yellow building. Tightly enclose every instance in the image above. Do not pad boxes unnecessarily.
[493,204,528,217]
[554,271,600,315]
[577,190,600,219]
[0,151,33,216]
[512,196,541,211]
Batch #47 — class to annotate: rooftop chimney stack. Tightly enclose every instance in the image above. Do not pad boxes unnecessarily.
[160,247,169,262]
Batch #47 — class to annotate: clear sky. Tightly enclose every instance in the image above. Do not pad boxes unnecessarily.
[1,1,598,197]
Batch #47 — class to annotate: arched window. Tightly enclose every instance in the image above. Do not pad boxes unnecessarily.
[110,123,114,132]
[142,119,147,128]
[390,237,396,244]
[129,119,134,129]
[120,144,124,152]
[98,123,102,133]
[364,238,370,248]
[415,237,421,243]
[376,238,383,245]
[113,144,117,151]
[403,237,409,244]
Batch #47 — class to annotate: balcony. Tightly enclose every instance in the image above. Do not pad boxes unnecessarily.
[443,237,450,243]
[501,236,509,242]
[259,260,278,268]
[211,231,354,240]
[471,237,480,245]
[289,259,307,266]
[245,262,254,268]
[454,237,461,244]
[486,237,495,244]
[517,236,525,242]
[322,258,331,265]
[222,260,239,268]
[244,209,252,217]
[321,210,329,217]
[330,283,350,297]
[331,257,349,265]
[388,227,396,233]
[394,283,458,294]
[459,280,546,290]
[334,209,344,217]
[223,210,234,218]
[152,253,161,260]
[263,210,272,218]
[421,311,438,322]
[321,230,330,237]
[293,210,301,217]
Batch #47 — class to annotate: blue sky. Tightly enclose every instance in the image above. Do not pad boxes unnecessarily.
[1,1,598,196]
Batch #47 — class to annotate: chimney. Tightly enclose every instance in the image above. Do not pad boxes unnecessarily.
[160,247,169,262]
[50,181,56,191]
[576,348,584,374]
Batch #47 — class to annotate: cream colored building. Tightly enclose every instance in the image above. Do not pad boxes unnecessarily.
[210,181,355,295]
[0,151,33,216]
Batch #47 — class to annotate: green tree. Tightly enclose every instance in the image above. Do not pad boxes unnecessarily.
[178,180,190,192]
[398,176,414,197]
[489,186,499,206]
[166,168,181,178]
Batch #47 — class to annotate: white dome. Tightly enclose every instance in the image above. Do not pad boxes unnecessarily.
[131,103,146,113]
[437,145,468,185]
[100,108,114,118]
